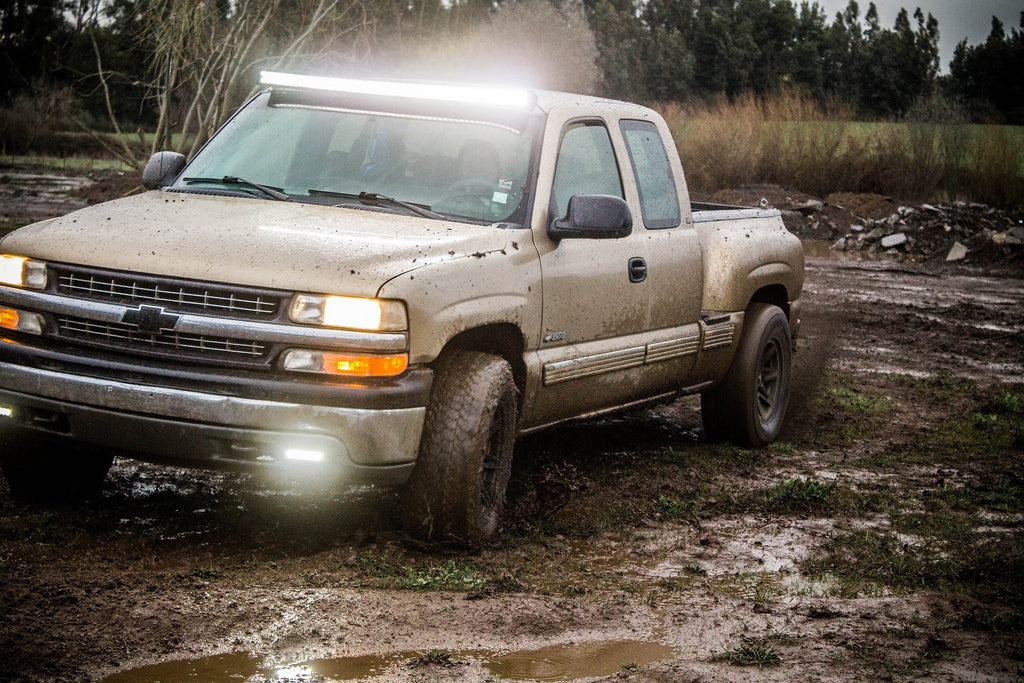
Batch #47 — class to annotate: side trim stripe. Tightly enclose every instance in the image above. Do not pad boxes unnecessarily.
[541,321,738,386]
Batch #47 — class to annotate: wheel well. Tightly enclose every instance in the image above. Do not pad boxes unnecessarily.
[750,285,789,318]
[437,324,527,399]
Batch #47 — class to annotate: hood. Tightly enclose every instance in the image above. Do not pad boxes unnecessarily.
[1,191,520,296]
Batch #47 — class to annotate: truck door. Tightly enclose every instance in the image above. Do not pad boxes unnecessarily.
[526,119,652,426]
[617,118,705,397]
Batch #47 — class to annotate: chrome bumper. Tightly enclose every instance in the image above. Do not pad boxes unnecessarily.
[0,362,426,485]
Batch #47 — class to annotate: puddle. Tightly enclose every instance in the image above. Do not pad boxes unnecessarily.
[0,171,93,225]
[98,640,676,682]
[484,640,675,681]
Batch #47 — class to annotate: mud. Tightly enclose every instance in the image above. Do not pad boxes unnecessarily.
[1,169,1023,682]
[0,171,93,228]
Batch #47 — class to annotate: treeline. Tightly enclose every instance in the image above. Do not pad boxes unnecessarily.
[590,0,1021,121]
[1,0,1023,153]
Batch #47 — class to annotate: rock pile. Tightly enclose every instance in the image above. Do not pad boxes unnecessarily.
[705,185,1021,267]
[824,202,1022,263]
[777,196,1023,267]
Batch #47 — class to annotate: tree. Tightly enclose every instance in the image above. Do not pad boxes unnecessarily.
[0,0,66,101]
[789,2,828,96]
[128,0,369,157]
[859,4,938,116]
[949,13,1024,123]
[589,0,650,100]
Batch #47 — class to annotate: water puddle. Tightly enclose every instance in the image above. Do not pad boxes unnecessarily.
[99,639,676,682]
[0,171,93,226]
[484,640,675,680]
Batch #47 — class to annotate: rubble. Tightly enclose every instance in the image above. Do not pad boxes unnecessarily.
[880,232,907,249]
[793,199,824,216]
[702,185,1021,268]
[790,197,1021,267]
[946,241,969,262]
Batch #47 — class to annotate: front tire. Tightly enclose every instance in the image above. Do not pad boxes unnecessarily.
[401,350,517,546]
[0,432,114,501]
[701,303,792,447]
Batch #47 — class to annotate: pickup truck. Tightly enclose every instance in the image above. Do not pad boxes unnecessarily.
[0,72,803,544]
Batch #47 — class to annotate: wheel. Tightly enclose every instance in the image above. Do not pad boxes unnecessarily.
[701,303,792,447]
[0,431,113,501]
[401,350,517,546]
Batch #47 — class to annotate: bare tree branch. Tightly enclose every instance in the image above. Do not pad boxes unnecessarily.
[88,32,141,169]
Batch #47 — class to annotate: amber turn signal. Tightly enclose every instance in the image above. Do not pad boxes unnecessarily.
[281,348,408,377]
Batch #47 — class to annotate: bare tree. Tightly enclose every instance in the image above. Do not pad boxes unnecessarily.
[137,0,373,158]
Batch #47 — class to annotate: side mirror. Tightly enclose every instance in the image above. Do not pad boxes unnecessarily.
[549,194,632,240]
[142,151,186,190]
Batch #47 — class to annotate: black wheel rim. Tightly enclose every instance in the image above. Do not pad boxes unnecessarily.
[756,338,783,423]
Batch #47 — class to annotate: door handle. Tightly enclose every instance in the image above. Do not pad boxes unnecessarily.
[628,257,647,283]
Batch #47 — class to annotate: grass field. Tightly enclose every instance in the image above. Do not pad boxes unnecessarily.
[0,154,135,173]
[660,93,1024,207]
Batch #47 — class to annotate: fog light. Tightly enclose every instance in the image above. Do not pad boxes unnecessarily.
[284,448,325,462]
[0,406,13,418]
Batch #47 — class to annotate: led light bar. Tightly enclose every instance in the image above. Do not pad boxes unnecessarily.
[260,71,534,110]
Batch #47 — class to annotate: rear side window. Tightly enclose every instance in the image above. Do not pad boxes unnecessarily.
[619,120,681,229]
[551,122,623,219]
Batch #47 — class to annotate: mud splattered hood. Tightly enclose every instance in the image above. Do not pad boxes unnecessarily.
[1,190,519,296]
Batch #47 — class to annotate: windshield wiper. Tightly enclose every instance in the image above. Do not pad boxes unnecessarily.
[308,189,444,220]
[183,176,291,201]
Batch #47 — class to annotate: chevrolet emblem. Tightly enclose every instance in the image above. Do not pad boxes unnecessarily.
[121,305,180,334]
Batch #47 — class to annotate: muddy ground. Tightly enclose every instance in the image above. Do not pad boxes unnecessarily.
[1,169,1022,682]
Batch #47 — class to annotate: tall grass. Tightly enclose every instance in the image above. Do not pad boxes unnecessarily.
[660,91,1024,207]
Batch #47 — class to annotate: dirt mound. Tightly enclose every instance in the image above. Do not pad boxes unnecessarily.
[71,170,144,205]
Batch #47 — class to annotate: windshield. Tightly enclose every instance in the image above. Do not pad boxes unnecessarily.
[173,92,537,225]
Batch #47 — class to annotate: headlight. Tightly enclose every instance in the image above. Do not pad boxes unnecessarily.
[289,294,406,331]
[0,255,47,289]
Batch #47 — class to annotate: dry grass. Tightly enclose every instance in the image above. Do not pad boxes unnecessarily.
[660,91,1024,207]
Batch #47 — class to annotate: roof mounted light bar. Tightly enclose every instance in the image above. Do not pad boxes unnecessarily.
[259,71,534,111]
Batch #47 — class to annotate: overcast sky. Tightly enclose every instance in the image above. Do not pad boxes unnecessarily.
[813,0,1023,71]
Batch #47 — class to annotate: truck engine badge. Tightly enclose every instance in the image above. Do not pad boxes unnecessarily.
[121,305,181,334]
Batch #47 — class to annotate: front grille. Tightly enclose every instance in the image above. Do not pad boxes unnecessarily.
[58,316,269,362]
[53,266,283,318]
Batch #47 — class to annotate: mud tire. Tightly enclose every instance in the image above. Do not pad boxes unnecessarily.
[0,432,114,501]
[701,303,792,447]
[401,350,517,546]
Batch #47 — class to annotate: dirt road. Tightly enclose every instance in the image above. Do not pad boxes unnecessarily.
[1,171,1022,681]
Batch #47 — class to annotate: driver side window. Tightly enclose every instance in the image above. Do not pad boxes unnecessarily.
[551,122,623,220]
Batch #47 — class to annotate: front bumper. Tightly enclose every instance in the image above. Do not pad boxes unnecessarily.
[0,361,430,485]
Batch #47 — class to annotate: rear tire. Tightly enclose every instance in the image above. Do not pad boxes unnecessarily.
[701,303,792,447]
[0,431,113,501]
[401,350,517,546]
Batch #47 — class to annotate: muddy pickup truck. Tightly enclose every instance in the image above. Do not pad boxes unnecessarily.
[0,72,803,544]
